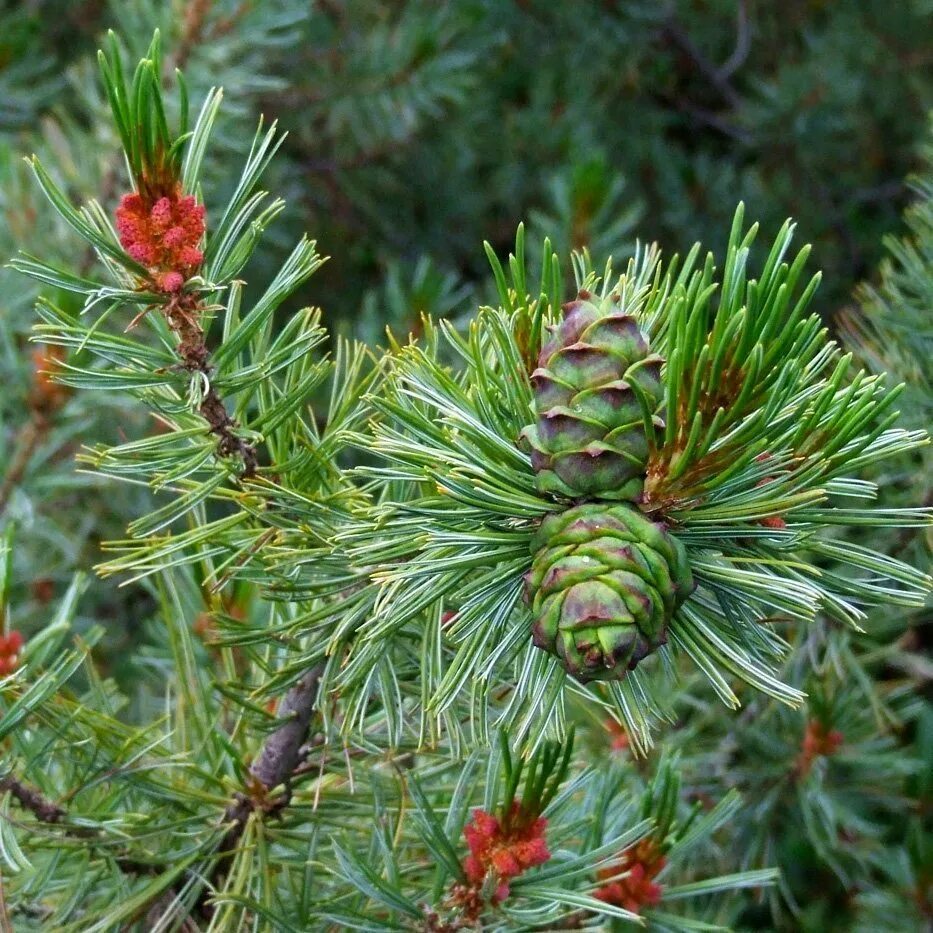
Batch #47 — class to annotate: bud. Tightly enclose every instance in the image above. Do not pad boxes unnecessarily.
[462,803,550,903]
[116,188,205,292]
[595,838,666,914]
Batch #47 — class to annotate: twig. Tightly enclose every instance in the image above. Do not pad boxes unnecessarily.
[121,663,327,923]
[717,0,750,81]
[163,291,258,477]
[0,772,168,875]
[217,663,326,854]
[187,662,327,918]
[657,92,751,144]
[1,771,172,874]
[661,17,743,109]
[0,772,63,823]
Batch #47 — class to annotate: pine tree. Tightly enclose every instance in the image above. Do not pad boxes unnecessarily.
[0,21,931,933]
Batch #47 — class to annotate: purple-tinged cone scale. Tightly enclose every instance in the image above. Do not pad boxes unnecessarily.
[520,290,664,502]
[526,503,694,682]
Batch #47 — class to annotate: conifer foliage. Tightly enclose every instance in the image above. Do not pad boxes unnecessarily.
[0,22,930,933]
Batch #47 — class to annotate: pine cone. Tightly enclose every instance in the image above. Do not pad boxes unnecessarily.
[526,503,693,682]
[520,290,663,501]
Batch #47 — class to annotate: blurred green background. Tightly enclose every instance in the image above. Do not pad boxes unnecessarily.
[3,0,931,324]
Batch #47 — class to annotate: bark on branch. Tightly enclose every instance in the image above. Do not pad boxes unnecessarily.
[0,773,64,824]
[184,662,328,923]
[216,662,326,855]
[0,772,162,875]
[163,292,258,478]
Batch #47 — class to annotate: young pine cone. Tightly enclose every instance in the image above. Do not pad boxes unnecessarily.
[526,503,693,682]
[520,291,663,503]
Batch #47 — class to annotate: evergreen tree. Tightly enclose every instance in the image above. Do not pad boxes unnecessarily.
[0,18,930,933]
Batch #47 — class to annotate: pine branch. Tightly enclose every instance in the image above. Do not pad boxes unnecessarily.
[219,662,325,846]
[0,772,64,823]
[247,663,327,793]
[164,290,259,477]
[0,772,164,876]
[124,627,329,924]
[0,18,219,522]
[195,660,326,917]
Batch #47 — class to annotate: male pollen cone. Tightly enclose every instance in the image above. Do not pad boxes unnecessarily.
[116,187,205,292]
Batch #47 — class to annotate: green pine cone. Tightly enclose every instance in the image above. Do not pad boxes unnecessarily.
[520,289,663,502]
[526,503,694,682]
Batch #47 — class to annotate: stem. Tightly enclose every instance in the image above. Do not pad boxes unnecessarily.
[124,663,327,923]
[164,292,258,477]
[0,772,161,875]
[0,773,64,823]
[188,663,326,920]
[660,17,743,109]
[217,663,326,853]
